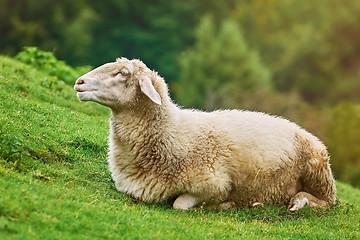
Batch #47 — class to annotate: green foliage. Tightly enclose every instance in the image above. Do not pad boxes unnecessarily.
[176,16,271,110]
[15,46,91,85]
[326,103,360,188]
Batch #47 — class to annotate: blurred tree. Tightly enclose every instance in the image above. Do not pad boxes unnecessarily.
[0,0,238,82]
[53,4,99,63]
[0,0,98,65]
[87,0,237,82]
[326,103,360,188]
[176,16,271,110]
[230,0,360,104]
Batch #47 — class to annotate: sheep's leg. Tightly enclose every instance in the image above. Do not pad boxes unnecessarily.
[173,193,199,210]
[288,192,327,211]
[173,196,236,210]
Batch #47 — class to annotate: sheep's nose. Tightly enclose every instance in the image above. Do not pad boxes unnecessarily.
[74,79,85,91]
[75,79,85,85]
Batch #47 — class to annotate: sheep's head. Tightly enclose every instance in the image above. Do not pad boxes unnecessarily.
[74,57,162,109]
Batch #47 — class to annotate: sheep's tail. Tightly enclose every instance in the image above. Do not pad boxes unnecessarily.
[295,133,337,205]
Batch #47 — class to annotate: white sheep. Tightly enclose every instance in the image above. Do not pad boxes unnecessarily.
[74,57,336,211]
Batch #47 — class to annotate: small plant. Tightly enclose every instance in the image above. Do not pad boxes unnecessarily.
[0,122,31,171]
[15,46,91,85]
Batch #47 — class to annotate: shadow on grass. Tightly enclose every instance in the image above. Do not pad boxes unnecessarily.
[137,198,355,224]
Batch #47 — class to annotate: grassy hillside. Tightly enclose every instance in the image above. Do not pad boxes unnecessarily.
[0,56,359,240]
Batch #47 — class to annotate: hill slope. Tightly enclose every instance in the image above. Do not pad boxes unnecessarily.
[0,56,359,240]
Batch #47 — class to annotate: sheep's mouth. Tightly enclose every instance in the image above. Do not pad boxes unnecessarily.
[74,83,91,93]
[74,87,93,93]
[77,90,97,95]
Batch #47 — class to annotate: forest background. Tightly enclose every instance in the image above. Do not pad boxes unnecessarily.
[1,0,360,188]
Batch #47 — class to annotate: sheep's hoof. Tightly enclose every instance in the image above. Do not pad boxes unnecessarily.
[288,196,309,211]
[173,194,198,210]
[251,202,264,208]
[288,191,328,211]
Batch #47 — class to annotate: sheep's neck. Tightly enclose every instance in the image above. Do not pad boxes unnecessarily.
[109,102,181,173]
[110,100,178,146]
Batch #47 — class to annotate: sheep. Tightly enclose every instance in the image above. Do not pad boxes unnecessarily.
[74,57,336,211]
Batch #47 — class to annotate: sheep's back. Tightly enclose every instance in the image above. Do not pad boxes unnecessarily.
[178,109,324,182]
[180,109,308,164]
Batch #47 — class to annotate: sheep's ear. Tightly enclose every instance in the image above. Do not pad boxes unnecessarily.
[139,76,162,105]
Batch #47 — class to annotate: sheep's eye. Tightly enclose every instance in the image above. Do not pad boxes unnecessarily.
[120,68,130,76]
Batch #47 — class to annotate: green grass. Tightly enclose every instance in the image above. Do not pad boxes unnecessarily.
[0,56,359,240]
